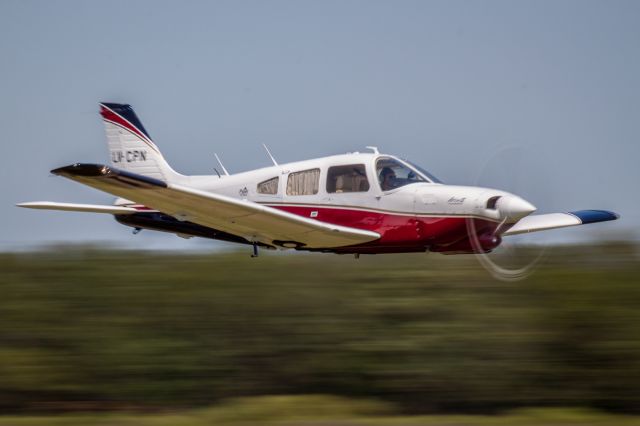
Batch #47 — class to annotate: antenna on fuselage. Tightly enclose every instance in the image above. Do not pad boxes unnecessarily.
[262,144,278,166]
[214,153,230,176]
[365,146,380,154]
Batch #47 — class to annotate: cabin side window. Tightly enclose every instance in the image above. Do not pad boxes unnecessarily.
[326,164,369,193]
[257,177,279,195]
[286,168,320,196]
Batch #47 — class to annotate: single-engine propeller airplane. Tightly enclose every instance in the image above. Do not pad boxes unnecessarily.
[19,103,619,272]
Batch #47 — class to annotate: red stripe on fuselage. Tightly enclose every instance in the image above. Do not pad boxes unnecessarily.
[126,202,498,253]
[266,204,499,251]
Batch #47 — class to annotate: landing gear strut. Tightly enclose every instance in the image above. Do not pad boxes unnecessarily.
[251,243,259,258]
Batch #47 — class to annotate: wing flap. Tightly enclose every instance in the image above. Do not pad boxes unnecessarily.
[503,210,619,236]
[51,163,380,248]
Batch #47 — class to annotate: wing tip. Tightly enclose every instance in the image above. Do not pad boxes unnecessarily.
[51,163,168,189]
[51,163,109,177]
[569,209,620,224]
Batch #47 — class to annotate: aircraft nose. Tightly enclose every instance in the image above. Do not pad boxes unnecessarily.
[498,195,536,222]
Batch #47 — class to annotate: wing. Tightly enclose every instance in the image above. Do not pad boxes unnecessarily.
[502,210,619,236]
[17,201,140,215]
[49,163,381,248]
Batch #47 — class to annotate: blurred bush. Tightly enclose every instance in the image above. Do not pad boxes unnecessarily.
[0,242,638,414]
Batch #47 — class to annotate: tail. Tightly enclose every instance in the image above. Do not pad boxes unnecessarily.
[100,102,183,182]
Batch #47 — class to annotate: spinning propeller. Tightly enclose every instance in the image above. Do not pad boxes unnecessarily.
[466,146,551,281]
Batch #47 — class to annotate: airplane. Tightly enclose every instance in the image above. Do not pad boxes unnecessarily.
[18,103,619,268]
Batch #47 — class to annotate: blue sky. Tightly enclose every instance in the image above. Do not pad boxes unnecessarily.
[1,0,638,250]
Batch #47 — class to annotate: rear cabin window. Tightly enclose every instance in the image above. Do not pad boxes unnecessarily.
[257,177,279,195]
[286,168,320,196]
[326,164,370,193]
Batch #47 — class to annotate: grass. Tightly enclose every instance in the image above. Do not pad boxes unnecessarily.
[1,396,640,425]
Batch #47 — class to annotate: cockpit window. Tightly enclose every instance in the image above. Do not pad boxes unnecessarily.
[403,159,443,183]
[376,158,426,191]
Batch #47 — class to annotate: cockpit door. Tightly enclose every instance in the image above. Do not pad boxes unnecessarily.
[376,184,418,215]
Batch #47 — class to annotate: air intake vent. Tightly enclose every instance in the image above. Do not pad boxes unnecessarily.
[486,196,501,210]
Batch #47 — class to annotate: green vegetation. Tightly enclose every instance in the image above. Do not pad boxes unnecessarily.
[0,243,639,422]
[1,396,640,425]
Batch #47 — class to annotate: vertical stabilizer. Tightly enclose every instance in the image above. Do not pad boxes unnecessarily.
[100,103,183,182]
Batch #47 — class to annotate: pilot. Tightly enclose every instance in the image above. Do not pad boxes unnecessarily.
[379,167,396,191]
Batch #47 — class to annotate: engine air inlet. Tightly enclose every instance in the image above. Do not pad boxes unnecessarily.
[486,196,501,210]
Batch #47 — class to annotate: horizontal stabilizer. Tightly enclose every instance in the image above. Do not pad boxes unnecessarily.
[17,201,139,215]
[503,210,619,236]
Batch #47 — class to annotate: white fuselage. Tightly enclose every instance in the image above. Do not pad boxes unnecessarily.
[174,152,529,223]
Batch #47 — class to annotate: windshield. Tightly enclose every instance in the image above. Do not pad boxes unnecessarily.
[376,158,427,191]
[403,159,443,183]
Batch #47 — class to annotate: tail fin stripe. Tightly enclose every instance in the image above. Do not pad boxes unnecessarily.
[101,103,152,140]
[103,117,160,154]
[100,104,159,153]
